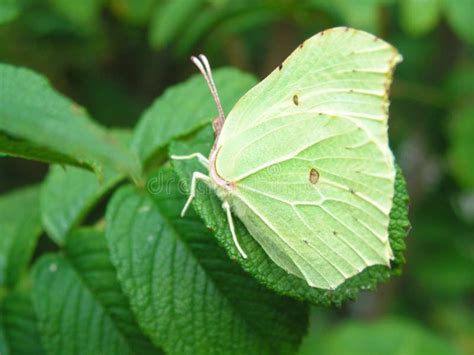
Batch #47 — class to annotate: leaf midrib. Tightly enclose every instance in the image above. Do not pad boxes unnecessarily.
[148,192,276,353]
[62,254,137,354]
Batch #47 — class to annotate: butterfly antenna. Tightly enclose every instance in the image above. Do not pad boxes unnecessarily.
[191,54,225,123]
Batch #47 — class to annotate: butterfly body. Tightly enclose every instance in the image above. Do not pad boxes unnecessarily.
[174,27,402,290]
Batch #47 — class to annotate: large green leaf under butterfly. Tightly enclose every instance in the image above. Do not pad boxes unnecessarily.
[186,28,402,290]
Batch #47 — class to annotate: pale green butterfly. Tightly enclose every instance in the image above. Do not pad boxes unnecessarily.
[172,27,402,290]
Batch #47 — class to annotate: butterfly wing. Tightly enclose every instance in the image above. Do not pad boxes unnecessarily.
[215,28,401,289]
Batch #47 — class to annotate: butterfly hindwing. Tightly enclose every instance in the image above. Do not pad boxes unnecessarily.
[215,28,401,289]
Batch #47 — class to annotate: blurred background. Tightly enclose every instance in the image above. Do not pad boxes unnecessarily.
[0,0,472,354]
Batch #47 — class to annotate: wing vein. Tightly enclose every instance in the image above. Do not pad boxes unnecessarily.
[232,127,358,182]
[320,178,389,215]
[317,204,387,259]
[233,192,333,288]
[291,206,354,278]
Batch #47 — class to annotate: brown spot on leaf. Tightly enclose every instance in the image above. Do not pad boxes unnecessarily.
[278,64,283,71]
[309,168,319,184]
[293,94,299,106]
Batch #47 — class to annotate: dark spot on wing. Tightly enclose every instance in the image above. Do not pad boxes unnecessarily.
[321,31,325,36]
[303,239,309,245]
[309,168,319,184]
[279,63,283,70]
[333,231,338,236]
[349,188,355,194]
[293,94,299,106]
[299,42,304,48]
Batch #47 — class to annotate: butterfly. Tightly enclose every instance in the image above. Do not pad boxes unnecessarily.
[172,27,402,290]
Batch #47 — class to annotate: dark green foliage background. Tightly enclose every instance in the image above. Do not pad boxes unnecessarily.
[0,0,473,354]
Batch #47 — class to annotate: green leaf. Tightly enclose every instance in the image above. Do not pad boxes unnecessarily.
[32,229,160,355]
[131,68,256,166]
[105,167,308,354]
[207,6,280,42]
[49,0,104,30]
[173,5,226,55]
[299,317,460,355]
[174,1,268,55]
[149,0,204,49]
[0,64,141,179]
[0,0,19,25]
[448,105,474,188]
[171,126,410,305]
[332,0,394,33]
[432,304,474,354]
[410,197,474,297]
[0,285,45,355]
[400,0,441,36]
[445,0,474,45]
[109,0,157,25]
[65,229,159,354]
[446,65,474,189]
[0,186,42,288]
[445,64,474,102]
[40,165,122,244]
[0,131,90,168]
[0,319,6,355]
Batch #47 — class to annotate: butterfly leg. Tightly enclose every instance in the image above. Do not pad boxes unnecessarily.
[170,153,209,170]
[222,201,248,259]
[181,171,210,217]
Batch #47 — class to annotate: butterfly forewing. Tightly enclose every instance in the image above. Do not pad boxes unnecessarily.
[214,28,401,289]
